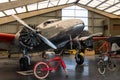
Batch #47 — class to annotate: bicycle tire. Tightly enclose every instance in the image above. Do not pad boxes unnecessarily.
[97,60,106,74]
[107,59,116,71]
[33,62,49,79]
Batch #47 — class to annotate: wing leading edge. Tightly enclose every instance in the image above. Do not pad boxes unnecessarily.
[0,33,15,42]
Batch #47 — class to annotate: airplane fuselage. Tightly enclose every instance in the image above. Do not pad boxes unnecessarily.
[38,19,84,39]
[15,19,84,52]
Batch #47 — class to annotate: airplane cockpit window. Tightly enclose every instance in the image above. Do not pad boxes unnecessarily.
[44,21,53,26]
[43,19,59,27]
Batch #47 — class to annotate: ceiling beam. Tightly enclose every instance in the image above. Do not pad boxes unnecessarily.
[76,3,120,19]
[0,0,44,11]
[0,3,74,25]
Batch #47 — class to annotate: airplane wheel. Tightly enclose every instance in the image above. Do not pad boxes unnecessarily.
[75,53,84,65]
[19,56,30,71]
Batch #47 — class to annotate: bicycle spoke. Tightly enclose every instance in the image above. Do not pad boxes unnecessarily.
[33,62,49,79]
[107,60,116,71]
[97,60,106,74]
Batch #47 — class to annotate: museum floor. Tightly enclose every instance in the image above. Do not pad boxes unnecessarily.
[0,53,120,80]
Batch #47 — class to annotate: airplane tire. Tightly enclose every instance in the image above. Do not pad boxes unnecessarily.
[75,53,84,65]
[19,56,30,71]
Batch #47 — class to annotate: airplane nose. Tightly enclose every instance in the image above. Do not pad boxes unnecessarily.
[71,24,85,38]
[74,23,85,32]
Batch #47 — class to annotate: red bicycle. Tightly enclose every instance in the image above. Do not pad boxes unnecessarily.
[33,52,68,79]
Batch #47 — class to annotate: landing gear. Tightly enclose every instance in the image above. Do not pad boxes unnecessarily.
[75,52,84,65]
[19,48,31,71]
[19,55,31,71]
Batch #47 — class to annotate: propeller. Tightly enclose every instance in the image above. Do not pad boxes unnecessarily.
[11,14,57,49]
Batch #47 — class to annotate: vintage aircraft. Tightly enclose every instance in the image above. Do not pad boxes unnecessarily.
[0,14,87,70]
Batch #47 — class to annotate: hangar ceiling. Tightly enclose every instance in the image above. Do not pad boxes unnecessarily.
[0,0,120,24]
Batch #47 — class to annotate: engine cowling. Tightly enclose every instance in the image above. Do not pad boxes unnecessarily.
[19,27,41,49]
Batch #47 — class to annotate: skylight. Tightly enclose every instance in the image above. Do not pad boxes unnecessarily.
[97,3,111,10]
[113,10,120,15]
[10,0,17,1]
[78,0,91,5]
[15,6,26,13]
[105,6,119,13]
[48,0,58,7]
[58,0,68,5]
[4,9,16,15]
[87,0,103,7]
[27,3,38,11]
[106,0,119,5]
[0,0,9,3]
[38,1,48,9]
[0,12,6,17]
[116,3,120,7]
[0,0,119,18]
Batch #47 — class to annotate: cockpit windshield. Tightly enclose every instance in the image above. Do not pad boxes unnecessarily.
[43,19,59,26]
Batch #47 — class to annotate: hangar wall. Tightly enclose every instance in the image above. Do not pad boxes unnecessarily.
[88,11,109,35]
[0,10,61,34]
[109,19,120,36]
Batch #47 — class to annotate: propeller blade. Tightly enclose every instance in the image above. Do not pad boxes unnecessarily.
[11,14,57,49]
[69,35,73,49]
[37,33,57,49]
[11,14,35,32]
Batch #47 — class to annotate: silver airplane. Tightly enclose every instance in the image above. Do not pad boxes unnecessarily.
[0,14,85,70]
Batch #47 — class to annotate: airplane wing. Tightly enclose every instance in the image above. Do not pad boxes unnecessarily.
[57,40,69,48]
[0,33,15,42]
[0,33,15,51]
[93,36,108,41]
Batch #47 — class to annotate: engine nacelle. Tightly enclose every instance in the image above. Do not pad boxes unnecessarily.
[19,27,41,49]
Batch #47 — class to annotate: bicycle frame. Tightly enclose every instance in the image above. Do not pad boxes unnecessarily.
[46,56,66,71]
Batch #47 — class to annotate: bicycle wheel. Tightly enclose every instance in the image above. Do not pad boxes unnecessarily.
[107,59,116,71]
[33,62,49,79]
[97,60,106,74]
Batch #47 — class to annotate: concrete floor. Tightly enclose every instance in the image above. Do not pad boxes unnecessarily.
[0,53,120,80]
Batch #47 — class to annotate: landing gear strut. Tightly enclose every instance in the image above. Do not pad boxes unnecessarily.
[19,49,31,71]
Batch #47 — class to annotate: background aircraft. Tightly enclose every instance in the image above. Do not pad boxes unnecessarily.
[0,14,86,70]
